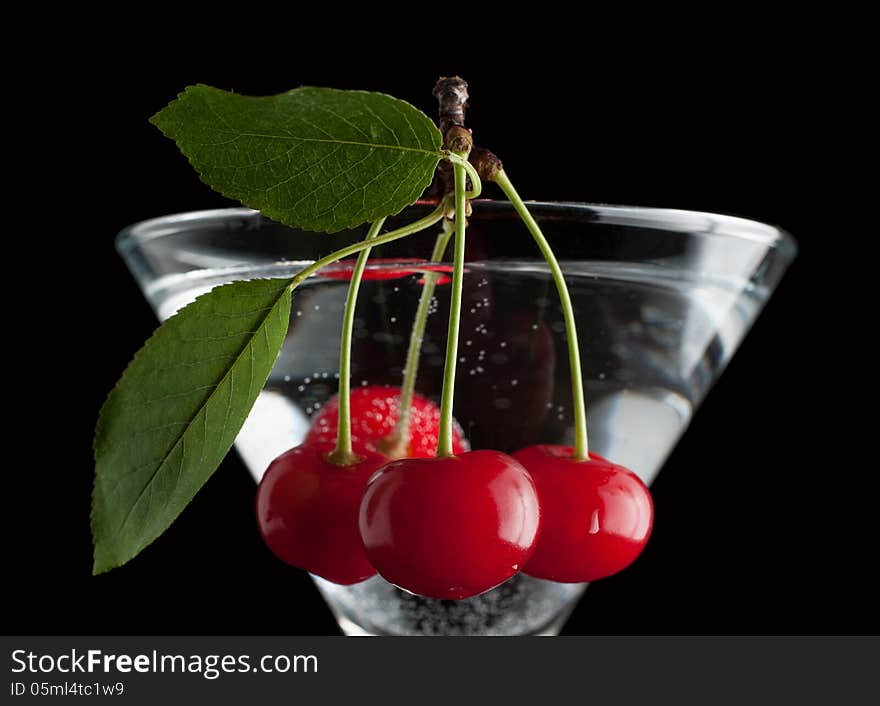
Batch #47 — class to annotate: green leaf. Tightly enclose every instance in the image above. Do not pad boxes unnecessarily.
[151,85,444,233]
[92,278,292,574]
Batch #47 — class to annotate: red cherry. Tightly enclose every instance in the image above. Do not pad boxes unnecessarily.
[305,385,468,458]
[255,441,386,585]
[358,450,541,599]
[513,445,653,583]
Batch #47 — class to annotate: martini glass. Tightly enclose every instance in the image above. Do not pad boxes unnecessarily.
[117,201,796,635]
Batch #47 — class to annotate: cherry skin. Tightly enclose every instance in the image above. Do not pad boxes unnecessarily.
[358,450,541,599]
[512,445,653,583]
[305,385,467,458]
[255,441,387,585]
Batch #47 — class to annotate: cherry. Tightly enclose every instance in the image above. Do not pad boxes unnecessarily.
[304,385,467,458]
[513,445,653,583]
[255,441,386,585]
[358,450,541,599]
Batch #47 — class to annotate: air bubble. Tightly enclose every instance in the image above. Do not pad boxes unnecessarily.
[298,385,305,392]
[314,305,321,311]
[531,324,538,330]
[283,374,291,382]
[500,342,507,348]
[465,340,472,346]
[304,377,311,384]
[390,317,397,323]
[511,379,518,386]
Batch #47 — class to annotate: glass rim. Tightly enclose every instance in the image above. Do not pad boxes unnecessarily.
[116,200,797,255]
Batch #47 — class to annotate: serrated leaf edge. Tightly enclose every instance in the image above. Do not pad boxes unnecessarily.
[149,85,444,234]
[91,277,293,574]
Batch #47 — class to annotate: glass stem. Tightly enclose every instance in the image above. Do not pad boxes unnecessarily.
[436,159,469,458]
[327,218,385,466]
[492,169,590,461]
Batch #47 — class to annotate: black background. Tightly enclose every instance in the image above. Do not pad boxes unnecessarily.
[7,24,872,636]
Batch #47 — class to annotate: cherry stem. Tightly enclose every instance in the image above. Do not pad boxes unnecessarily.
[327,218,386,466]
[447,154,482,199]
[492,169,590,461]
[386,158,481,455]
[289,199,450,292]
[436,157,469,458]
[384,219,455,456]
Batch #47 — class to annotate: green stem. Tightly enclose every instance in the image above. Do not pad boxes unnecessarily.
[447,153,483,199]
[380,157,478,457]
[327,218,385,466]
[289,200,449,291]
[382,220,455,456]
[492,169,590,460]
[436,159,469,458]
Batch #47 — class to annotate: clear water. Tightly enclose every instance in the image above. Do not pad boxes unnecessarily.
[146,258,765,635]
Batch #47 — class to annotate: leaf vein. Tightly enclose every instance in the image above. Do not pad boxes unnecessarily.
[104,282,291,544]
